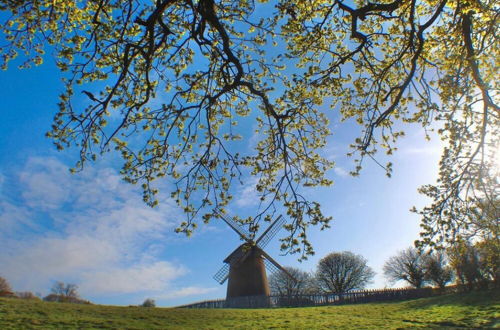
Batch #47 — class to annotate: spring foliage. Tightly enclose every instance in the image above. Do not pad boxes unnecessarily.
[1,0,498,256]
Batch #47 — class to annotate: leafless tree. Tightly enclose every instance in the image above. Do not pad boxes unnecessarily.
[16,292,40,300]
[383,248,427,288]
[52,281,78,297]
[49,281,79,300]
[423,251,454,289]
[0,276,12,293]
[269,266,316,297]
[316,251,375,294]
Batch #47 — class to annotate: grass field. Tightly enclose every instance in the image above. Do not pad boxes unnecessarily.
[0,289,498,329]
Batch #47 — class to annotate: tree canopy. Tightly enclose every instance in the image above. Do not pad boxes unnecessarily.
[422,251,454,288]
[269,266,315,297]
[0,276,12,294]
[383,247,427,288]
[1,0,498,257]
[316,251,375,293]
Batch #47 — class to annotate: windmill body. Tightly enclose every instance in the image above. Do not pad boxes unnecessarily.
[225,245,270,298]
[213,214,295,301]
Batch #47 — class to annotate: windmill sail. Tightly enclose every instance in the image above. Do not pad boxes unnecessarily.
[213,263,230,284]
[263,258,283,279]
[255,215,285,248]
[216,211,251,240]
[261,249,296,282]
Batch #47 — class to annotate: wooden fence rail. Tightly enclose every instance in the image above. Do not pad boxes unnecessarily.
[177,286,457,309]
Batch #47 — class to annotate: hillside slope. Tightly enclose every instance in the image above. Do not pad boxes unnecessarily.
[0,289,498,329]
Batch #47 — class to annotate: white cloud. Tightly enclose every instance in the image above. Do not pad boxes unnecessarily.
[0,156,189,299]
[80,262,187,294]
[18,157,72,210]
[0,171,5,191]
[157,286,218,300]
[322,142,342,161]
[247,125,263,150]
[0,235,118,288]
[235,177,260,207]
[334,166,350,177]
[0,200,37,235]
[400,146,441,156]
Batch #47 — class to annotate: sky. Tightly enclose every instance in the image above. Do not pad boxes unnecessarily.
[0,13,446,307]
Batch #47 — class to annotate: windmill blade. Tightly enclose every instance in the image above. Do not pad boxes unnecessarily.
[213,263,230,284]
[261,249,297,283]
[255,215,285,248]
[216,210,251,241]
[264,258,284,279]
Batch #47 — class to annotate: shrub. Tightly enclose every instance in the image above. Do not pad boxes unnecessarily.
[16,292,40,300]
[43,293,91,304]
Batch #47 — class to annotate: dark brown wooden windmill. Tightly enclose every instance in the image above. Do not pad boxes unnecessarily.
[213,213,295,300]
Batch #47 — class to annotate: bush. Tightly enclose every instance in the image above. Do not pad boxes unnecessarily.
[43,293,91,304]
[16,292,40,300]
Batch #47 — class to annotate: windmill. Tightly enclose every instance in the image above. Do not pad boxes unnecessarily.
[213,212,295,300]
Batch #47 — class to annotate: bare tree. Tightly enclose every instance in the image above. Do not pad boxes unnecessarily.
[51,281,79,298]
[45,281,81,302]
[383,248,427,288]
[16,292,40,300]
[0,276,12,294]
[423,251,454,289]
[316,251,375,294]
[269,266,315,297]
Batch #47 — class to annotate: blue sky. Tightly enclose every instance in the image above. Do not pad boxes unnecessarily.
[0,22,447,306]
[0,58,444,307]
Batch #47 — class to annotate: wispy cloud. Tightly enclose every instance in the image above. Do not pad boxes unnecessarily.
[235,176,260,207]
[19,157,72,211]
[322,142,342,161]
[158,286,218,300]
[0,156,210,300]
[79,262,187,294]
[0,200,37,235]
[0,171,5,192]
[334,166,350,178]
[399,146,441,156]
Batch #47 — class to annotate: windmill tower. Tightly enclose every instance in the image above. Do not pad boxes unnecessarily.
[213,213,295,301]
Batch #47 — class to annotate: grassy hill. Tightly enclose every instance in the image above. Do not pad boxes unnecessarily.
[0,289,498,329]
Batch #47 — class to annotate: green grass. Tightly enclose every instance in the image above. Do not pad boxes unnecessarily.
[0,289,498,329]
